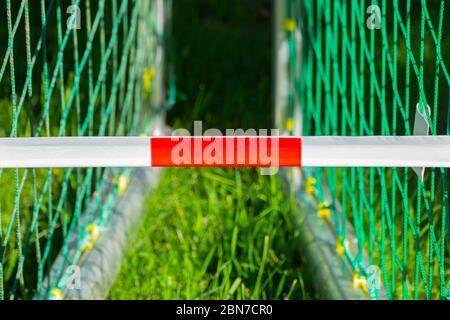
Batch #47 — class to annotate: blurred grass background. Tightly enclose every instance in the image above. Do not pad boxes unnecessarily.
[109,0,314,299]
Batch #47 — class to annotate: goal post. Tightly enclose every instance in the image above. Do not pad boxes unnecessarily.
[275,0,450,300]
[0,0,173,300]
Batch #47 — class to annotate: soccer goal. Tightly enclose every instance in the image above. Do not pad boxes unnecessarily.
[274,0,450,299]
[0,0,173,300]
[2,0,450,301]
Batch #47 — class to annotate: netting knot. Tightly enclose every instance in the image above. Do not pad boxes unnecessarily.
[317,201,332,220]
[353,270,368,293]
[50,288,64,300]
[305,177,317,195]
[336,237,348,256]
[113,175,130,196]
[82,224,101,252]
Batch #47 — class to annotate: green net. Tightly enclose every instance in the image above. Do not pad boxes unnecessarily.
[0,0,172,300]
[285,0,450,299]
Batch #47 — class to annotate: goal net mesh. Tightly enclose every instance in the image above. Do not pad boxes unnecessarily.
[286,0,450,299]
[0,0,171,299]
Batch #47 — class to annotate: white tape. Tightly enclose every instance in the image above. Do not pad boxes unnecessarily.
[0,136,450,168]
[302,136,450,167]
[0,137,150,168]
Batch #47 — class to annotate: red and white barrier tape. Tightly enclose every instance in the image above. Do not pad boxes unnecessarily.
[0,136,449,168]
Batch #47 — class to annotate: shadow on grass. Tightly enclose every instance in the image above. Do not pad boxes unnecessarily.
[109,0,316,299]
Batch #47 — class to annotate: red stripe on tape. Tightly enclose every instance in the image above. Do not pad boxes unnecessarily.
[151,137,301,167]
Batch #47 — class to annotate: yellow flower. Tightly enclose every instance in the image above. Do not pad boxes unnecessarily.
[285,118,294,132]
[284,18,296,32]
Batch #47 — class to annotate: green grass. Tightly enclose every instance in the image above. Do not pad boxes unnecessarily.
[109,168,309,299]
[109,0,314,299]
